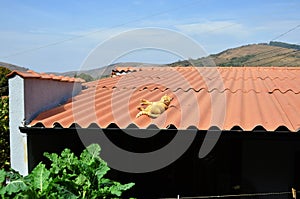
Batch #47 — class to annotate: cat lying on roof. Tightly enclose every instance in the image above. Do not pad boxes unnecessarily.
[136,94,173,118]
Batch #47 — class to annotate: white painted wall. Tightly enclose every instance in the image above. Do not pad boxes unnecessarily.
[9,76,28,175]
[9,75,82,175]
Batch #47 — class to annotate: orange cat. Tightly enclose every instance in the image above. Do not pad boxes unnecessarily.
[136,94,173,118]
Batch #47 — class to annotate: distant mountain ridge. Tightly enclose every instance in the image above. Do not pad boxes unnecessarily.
[168,42,300,67]
[0,62,28,72]
[1,41,299,80]
[269,41,300,51]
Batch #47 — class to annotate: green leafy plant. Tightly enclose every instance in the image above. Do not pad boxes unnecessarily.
[0,144,135,198]
[0,97,9,170]
[0,67,11,170]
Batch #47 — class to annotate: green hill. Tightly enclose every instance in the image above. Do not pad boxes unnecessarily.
[1,41,300,80]
[0,62,28,72]
[168,42,300,67]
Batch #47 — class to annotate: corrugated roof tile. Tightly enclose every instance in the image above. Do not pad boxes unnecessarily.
[30,67,300,131]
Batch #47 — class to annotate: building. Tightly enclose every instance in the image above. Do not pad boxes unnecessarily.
[8,67,300,198]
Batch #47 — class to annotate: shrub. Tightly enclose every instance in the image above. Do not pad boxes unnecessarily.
[75,73,94,82]
[0,67,11,97]
[0,144,135,198]
[0,67,11,170]
[0,97,9,170]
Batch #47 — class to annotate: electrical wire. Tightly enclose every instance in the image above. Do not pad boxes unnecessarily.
[0,0,203,59]
[2,3,299,66]
[236,24,300,66]
[271,24,300,41]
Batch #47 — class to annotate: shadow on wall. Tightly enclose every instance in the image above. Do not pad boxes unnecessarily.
[23,127,300,198]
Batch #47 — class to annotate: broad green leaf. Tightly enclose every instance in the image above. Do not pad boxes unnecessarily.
[61,148,76,162]
[29,163,50,192]
[0,169,6,184]
[95,166,110,183]
[75,174,87,186]
[80,144,101,165]
[44,152,58,163]
[0,187,5,195]
[44,152,61,174]
[52,184,78,199]
[45,149,79,175]
[6,169,22,182]
[86,144,101,158]
[3,179,28,195]
[14,189,36,199]
[109,182,135,197]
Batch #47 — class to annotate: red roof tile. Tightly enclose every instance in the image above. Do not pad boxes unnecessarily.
[7,70,85,83]
[30,67,300,131]
[113,66,136,72]
[111,66,138,77]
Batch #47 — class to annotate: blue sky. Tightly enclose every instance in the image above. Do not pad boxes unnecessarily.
[0,0,299,72]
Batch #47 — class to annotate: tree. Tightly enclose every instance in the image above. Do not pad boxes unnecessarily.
[0,67,10,170]
[0,97,9,170]
[0,67,11,97]
[75,73,94,82]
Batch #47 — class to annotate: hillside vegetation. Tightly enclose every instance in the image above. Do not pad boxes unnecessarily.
[0,62,28,72]
[168,42,300,67]
[65,42,300,78]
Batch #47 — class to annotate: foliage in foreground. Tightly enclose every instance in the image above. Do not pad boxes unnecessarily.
[0,144,135,198]
[0,97,9,170]
[0,67,11,170]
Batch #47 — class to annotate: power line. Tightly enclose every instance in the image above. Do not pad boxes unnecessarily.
[240,24,300,66]
[2,2,299,66]
[271,24,300,41]
[0,0,203,59]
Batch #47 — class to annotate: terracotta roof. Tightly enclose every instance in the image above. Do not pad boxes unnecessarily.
[111,67,137,77]
[30,67,300,131]
[7,70,85,83]
[113,67,137,72]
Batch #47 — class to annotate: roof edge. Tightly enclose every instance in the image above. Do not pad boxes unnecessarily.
[7,70,85,83]
[27,122,299,133]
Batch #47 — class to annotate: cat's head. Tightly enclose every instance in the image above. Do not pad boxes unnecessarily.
[161,94,173,106]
